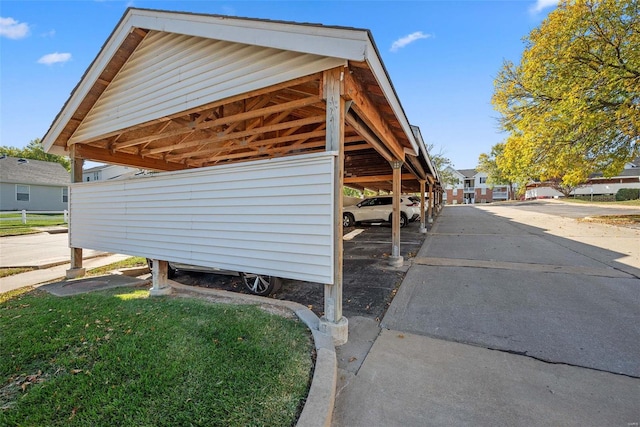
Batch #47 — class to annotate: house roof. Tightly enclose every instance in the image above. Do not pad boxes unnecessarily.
[457,169,478,178]
[41,8,439,193]
[0,156,69,186]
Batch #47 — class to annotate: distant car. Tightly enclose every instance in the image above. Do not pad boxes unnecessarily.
[146,259,282,296]
[342,195,420,228]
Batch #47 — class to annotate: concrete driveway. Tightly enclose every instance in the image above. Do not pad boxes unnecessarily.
[333,203,640,426]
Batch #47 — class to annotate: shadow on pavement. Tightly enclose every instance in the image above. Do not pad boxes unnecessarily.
[171,221,427,320]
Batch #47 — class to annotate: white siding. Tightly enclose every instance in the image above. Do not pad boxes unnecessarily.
[70,152,336,284]
[70,31,344,144]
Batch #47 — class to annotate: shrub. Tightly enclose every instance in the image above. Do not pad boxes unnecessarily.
[615,188,640,201]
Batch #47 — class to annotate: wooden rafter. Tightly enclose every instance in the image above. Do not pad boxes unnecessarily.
[344,71,406,161]
[344,173,417,184]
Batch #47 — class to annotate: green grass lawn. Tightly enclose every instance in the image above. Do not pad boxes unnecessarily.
[0,287,313,426]
[0,213,67,237]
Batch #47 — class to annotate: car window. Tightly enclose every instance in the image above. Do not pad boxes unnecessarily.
[359,199,375,207]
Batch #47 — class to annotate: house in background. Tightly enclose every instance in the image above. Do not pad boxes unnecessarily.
[0,155,69,211]
[83,164,147,182]
[525,160,640,199]
[442,167,510,204]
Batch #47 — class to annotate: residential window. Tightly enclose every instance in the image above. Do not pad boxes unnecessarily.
[16,185,29,202]
[62,187,68,203]
[479,177,487,184]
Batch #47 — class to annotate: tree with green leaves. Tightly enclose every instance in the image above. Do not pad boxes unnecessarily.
[427,144,459,188]
[1,138,71,171]
[477,142,516,198]
[492,0,639,189]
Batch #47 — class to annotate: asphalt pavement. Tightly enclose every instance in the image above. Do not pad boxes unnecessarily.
[332,202,640,426]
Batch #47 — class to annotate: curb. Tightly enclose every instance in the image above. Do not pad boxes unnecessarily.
[167,281,337,427]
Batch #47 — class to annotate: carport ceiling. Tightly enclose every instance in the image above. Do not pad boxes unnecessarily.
[43,9,436,193]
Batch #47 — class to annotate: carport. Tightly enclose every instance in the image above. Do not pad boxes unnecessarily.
[42,8,439,344]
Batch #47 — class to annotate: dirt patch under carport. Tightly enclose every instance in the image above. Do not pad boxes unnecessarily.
[172,221,427,320]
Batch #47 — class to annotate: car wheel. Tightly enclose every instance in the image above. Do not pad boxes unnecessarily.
[343,213,355,227]
[400,213,408,228]
[388,213,409,228]
[146,258,176,279]
[241,273,282,296]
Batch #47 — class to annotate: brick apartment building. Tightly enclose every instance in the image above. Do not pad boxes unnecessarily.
[442,167,510,204]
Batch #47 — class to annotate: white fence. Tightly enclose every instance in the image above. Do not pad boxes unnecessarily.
[0,210,69,224]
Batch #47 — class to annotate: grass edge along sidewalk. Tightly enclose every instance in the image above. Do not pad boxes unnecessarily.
[0,286,314,426]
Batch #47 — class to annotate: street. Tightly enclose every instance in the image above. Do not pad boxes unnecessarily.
[0,232,105,268]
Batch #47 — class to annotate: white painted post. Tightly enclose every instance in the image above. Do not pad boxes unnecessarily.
[319,67,348,346]
[63,210,68,223]
[21,210,26,224]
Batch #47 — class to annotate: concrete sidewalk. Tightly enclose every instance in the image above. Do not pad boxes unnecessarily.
[332,204,640,426]
[0,254,133,294]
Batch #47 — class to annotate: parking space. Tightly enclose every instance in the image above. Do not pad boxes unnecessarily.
[170,221,427,320]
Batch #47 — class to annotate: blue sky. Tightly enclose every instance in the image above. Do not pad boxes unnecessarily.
[0,0,556,169]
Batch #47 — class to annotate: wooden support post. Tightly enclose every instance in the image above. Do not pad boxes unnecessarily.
[319,68,348,346]
[66,145,85,279]
[428,183,434,223]
[389,159,404,267]
[419,180,427,234]
[150,259,172,296]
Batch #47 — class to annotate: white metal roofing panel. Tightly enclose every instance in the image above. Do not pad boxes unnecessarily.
[69,152,336,284]
[69,31,344,144]
[127,9,369,60]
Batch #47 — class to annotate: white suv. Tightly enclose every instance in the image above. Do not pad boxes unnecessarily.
[343,195,420,228]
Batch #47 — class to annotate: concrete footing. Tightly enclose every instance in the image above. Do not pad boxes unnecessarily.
[419,225,427,234]
[319,316,349,346]
[65,268,86,279]
[149,286,172,296]
[388,255,404,267]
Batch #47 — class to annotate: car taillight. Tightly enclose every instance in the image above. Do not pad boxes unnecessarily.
[406,202,419,206]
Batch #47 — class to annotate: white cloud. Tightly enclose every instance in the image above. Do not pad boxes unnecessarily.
[37,52,72,65]
[0,17,30,39]
[42,29,56,38]
[530,0,558,14]
[390,31,431,52]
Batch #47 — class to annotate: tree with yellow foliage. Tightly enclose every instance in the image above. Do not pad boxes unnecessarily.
[492,0,639,190]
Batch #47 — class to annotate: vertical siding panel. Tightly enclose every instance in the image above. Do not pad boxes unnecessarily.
[69,152,336,283]
[70,32,344,143]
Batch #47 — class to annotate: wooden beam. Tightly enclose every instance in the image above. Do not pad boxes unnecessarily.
[344,71,406,161]
[160,115,326,160]
[111,96,321,150]
[322,67,347,343]
[75,144,186,171]
[390,159,403,266]
[68,73,323,147]
[345,111,394,162]
[344,173,416,184]
[182,130,326,164]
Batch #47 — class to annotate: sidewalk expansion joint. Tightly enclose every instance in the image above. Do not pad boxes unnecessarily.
[413,257,635,279]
